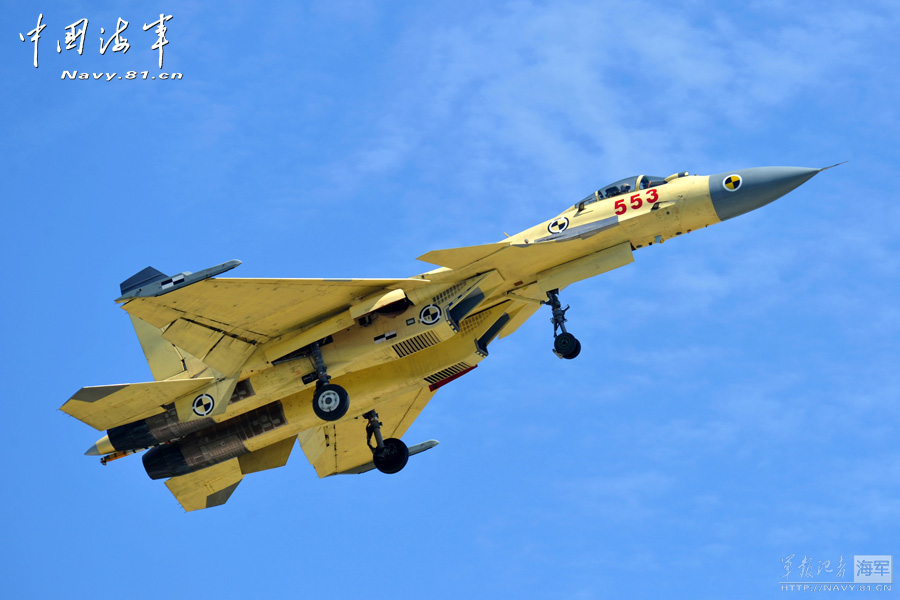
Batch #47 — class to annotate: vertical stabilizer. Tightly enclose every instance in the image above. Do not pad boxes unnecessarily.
[129,315,187,381]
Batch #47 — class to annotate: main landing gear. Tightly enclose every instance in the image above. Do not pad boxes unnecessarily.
[364,410,409,474]
[310,341,349,421]
[546,289,581,360]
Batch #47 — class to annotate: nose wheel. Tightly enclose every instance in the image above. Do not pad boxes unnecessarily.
[309,341,350,421]
[364,410,409,474]
[546,289,581,359]
[553,332,581,358]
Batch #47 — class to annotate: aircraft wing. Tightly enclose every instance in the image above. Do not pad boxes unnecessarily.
[118,277,433,373]
[164,436,297,511]
[297,386,435,477]
[121,278,432,341]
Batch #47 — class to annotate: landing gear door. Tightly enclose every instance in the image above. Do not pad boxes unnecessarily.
[445,270,504,331]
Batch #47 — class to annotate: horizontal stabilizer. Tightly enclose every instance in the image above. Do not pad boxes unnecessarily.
[163,438,296,511]
[165,459,243,512]
[417,242,506,269]
[61,377,214,431]
[237,436,296,474]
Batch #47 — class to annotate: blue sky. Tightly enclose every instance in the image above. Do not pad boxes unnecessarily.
[3,1,899,598]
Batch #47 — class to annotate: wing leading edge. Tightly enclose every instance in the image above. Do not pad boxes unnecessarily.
[120,277,433,343]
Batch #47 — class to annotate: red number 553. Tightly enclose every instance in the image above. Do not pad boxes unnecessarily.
[614,189,659,215]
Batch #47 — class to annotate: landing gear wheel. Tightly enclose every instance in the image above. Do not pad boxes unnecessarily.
[554,332,580,359]
[312,383,349,421]
[373,438,409,474]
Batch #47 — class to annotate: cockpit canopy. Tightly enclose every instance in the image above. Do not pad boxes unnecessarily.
[575,174,669,209]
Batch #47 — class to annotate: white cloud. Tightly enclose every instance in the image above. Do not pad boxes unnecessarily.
[318,0,895,212]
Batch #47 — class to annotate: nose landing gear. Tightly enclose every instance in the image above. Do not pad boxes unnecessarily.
[546,289,581,360]
[364,410,409,474]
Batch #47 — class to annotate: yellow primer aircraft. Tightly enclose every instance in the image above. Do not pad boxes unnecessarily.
[62,166,833,511]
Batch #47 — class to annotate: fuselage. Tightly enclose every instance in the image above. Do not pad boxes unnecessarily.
[90,166,824,481]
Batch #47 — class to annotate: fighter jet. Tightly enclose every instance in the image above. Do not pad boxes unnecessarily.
[61,165,833,511]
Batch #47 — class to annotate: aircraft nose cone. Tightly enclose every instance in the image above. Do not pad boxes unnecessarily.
[709,166,820,221]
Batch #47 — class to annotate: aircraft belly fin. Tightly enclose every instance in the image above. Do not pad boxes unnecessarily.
[61,378,215,431]
[165,458,244,512]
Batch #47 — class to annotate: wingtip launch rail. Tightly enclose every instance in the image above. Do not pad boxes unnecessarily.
[116,259,242,301]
